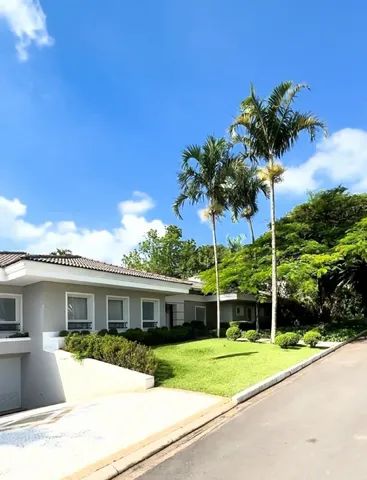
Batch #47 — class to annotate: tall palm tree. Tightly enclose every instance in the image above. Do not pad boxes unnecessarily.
[173,136,233,338]
[227,161,268,243]
[227,161,268,331]
[230,81,326,342]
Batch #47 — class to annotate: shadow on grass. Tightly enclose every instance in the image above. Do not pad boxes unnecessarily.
[213,351,258,360]
[155,359,175,385]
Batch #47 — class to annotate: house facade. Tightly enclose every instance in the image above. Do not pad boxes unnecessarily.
[0,252,191,414]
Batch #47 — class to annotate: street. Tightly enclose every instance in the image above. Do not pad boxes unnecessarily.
[132,339,367,479]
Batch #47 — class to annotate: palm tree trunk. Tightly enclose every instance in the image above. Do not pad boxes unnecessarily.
[246,217,256,244]
[211,213,221,338]
[269,178,278,343]
[247,217,260,332]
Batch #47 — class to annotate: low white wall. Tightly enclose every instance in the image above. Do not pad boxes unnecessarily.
[0,338,31,356]
[54,350,154,403]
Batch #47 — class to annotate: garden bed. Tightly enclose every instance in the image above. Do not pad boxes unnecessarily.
[154,338,322,397]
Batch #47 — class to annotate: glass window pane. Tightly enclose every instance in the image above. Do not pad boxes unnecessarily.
[68,297,88,320]
[0,298,16,322]
[108,299,124,321]
[143,301,154,321]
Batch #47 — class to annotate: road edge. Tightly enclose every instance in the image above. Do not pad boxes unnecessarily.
[81,330,367,480]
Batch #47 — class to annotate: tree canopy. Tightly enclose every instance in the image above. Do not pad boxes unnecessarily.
[201,187,367,320]
[121,225,225,279]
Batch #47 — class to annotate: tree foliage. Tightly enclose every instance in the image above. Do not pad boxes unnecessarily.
[201,188,367,321]
[122,225,225,279]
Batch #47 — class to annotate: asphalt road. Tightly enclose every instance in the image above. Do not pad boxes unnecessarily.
[136,339,367,480]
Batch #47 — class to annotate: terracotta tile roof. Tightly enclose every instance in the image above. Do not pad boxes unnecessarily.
[0,251,191,284]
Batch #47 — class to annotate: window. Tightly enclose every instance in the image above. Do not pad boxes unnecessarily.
[141,299,160,329]
[0,294,22,332]
[195,306,206,324]
[66,292,94,330]
[106,296,129,330]
[236,305,245,317]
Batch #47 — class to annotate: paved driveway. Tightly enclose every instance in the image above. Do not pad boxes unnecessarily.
[0,388,223,480]
[136,339,367,480]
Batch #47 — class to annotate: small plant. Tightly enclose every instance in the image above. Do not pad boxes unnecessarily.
[275,332,301,349]
[226,325,241,341]
[80,330,91,335]
[303,330,321,347]
[243,329,260,342]
[59,330,69,337]
[229,321,240,328]
[108,328,119,336]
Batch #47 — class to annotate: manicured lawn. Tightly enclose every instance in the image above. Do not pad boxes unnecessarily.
[154,338,322,397]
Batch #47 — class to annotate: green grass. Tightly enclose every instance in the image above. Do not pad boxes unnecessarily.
[154,338,322,397]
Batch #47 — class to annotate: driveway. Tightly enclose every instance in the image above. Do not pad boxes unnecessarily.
[0,388,224,480]
[135,338,367,480]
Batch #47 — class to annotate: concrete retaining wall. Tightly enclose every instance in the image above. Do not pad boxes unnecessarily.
[54,350,154,403]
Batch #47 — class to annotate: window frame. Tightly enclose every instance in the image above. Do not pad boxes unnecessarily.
[194,305,206,325]
[65,292,95,331]
[141,298,160,330]
[106,295,130,331]
[0,294,23,332]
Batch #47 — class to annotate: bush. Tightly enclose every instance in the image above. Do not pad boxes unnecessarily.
[123,328,146,343]
[8,331,29,338]
[108,328,119,336]
[303,330,322,347]
[59,330,69,337]
[97,329,108,336]
[64,333,157,375]
[243,329,260,342]
[80,330,90,335]
[275,332,301,349]
[229,321,240,328]
[226,325,241,341]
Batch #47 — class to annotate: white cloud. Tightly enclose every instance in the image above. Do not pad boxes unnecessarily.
[0,0,53,61]
[197,208,208,223]
[279,128,367,195]
[0,192,166,264]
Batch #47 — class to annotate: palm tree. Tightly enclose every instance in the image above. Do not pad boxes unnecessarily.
[227,161,268,243]
[173,136,234,338]
[230,81,326,342]
[227,161,268,331]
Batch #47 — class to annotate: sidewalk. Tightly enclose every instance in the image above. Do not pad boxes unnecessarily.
[0,388,225,480]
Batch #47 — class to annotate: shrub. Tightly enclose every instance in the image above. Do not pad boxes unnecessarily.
[108,328,119,336]
[59,330,69,337]
[275,332,301,349]
[303,330,322,347]
[243,329,260,342]
[8,331,29,338]
[226,325,241,341]
[64,333,157,375]
[229,321,240,328]
[190,320,206,330]
[123,328,146,343]
[97,329,108,336]
[80,330,91,336]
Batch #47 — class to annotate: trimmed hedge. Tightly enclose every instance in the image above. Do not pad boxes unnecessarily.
[275,332,301,349]
[226,325,241,341]
[64,333,157,375]
[303,330,322,347]
[122,324,209,346]
[243,329,260,342]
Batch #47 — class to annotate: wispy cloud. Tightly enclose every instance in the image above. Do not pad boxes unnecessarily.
[0,192,165,264]
[279,128,367,195]
[0,0,53,61]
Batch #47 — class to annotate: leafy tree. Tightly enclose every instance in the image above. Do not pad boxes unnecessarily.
[201,188,367,325]
[50,248,73,256]
[173,136,235,337]
[122,225,222,278]
[229,81,326,342]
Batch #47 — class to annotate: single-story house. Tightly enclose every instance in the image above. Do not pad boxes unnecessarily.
[165,280,270,329]
[0,251,191,414]
[0,251,270,415]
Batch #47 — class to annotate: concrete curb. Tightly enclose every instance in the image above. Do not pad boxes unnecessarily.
[81,329,367,480]
[232,329,367,404]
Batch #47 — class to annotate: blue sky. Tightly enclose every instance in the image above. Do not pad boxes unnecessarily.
[0,0,367,263]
